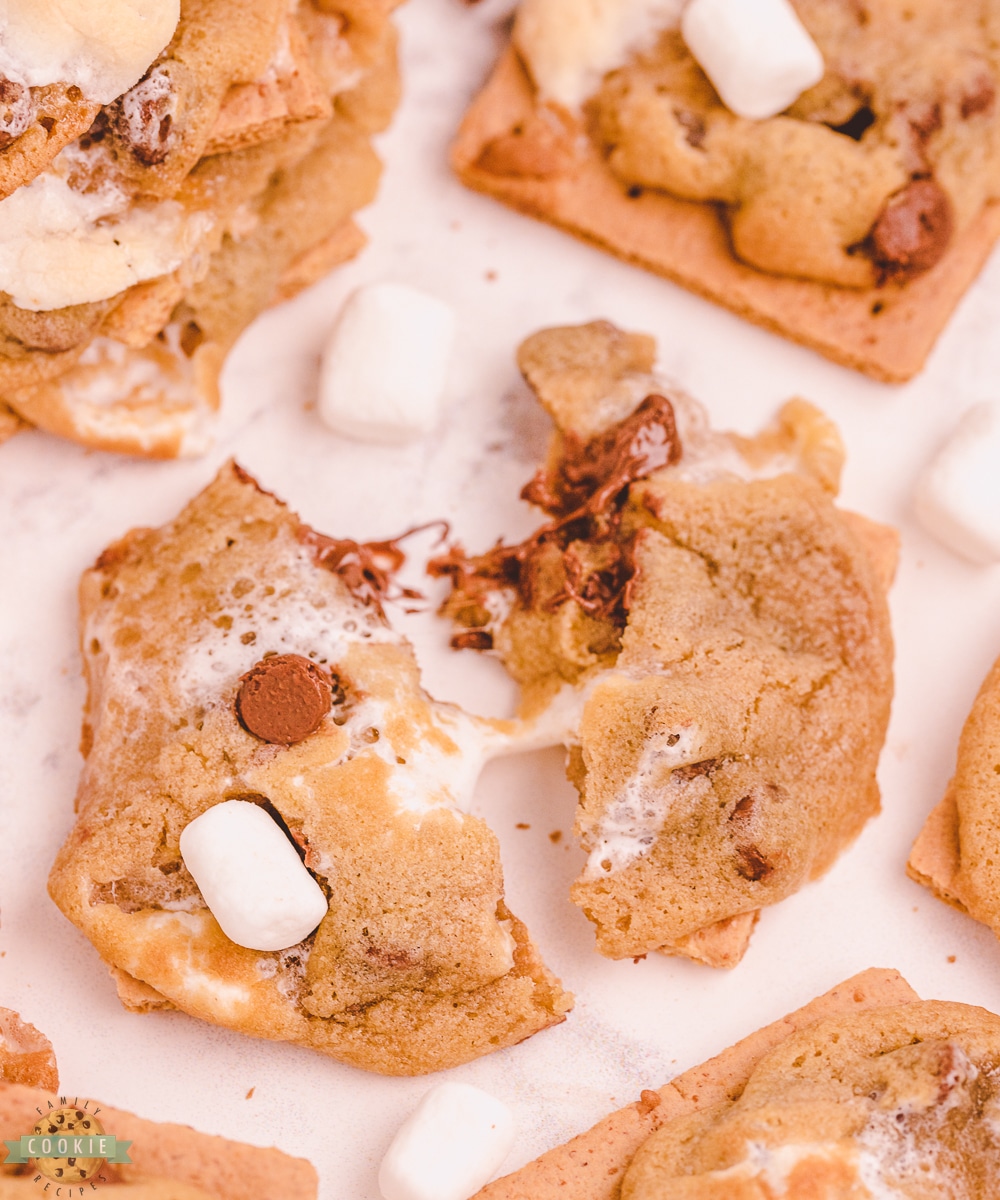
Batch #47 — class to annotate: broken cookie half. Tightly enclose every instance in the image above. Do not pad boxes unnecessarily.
[433,320,897,968]
[48,463,571,1076]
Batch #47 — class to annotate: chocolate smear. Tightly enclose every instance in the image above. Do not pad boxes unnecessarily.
[430,394,682,644]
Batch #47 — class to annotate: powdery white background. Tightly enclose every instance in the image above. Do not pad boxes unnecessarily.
[3,2,1000,1195]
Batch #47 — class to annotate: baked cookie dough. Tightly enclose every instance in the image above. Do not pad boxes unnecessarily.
[0,0,403,456]
[48,463,571,1076]
[452,1,1000,380]
[0,1010,317,1197]
[434,321,896,967]
[908,650,1000,941]
[472,970,1000,1200]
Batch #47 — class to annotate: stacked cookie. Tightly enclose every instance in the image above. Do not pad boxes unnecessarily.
[0,0,402,457]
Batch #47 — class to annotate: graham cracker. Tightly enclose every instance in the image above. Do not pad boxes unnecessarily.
[0,1082,317,1199]
[473,968,918,1200]
[907,785,969,915]
[205,16,332,157]
[452,49,1000,384]
[271,219,368,304]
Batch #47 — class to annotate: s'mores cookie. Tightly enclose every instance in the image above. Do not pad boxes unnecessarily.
[453,1,1000,381]
[433,321,896,967]
[472,969,1000,1200]
[0,0,403,456]
[48,463,571,1076]
[0,1008,317,1197]
[909,651,1000,940]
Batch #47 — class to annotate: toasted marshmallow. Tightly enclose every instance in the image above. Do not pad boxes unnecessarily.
[378,1083,515,1200]
[914,402,1000,565]
[179,800,329,952]
[514,0,685,111]
[318,283,456,444]
[0,0,180,105]
[0,157,207,311]
[681,0,824,120]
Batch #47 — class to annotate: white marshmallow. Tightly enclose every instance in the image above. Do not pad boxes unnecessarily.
[318,283,456,444]
[179,801,329,952]
[0,0,180,105]
[378,1083,515,1200]
[681,0,825,121]
[0,156,208,311]
[914,402,1000,565]
[514,0,686,111]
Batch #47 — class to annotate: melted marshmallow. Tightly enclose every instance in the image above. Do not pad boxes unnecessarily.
[0,151,209,310]
[583,722,702,877]
[0,0,180,105]
[514,0,686,110]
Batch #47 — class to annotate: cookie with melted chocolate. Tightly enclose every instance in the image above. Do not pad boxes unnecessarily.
[436,321,896,967]
[48,462,570,1075]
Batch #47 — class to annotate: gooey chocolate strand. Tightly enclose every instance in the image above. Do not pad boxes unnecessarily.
[429,394,682,648]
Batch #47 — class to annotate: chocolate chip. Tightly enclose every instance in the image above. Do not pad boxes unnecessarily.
[236,655,333,745]
[0,76,35,149]
[111,65,177,166]
[735,843,774,882]
[868,179,953,278]
[961,76,996,119]
[674,108,706,148]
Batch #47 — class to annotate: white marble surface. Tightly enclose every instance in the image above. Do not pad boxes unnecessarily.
[3,1,1000,1195]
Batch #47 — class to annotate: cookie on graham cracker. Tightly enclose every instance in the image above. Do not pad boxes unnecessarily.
[472,968,919,1200]
[452,25,1000,382]
[48,463,571,1075]
[0,1011,316,1198]
[434,321,896,968]
[909,651,1000,935]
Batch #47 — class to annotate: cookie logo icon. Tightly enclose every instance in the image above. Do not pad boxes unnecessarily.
[31,1107,106,1183]
[3,1098,131,1189]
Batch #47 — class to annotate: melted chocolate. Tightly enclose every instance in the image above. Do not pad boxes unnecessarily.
[430,395,682,645]
[300,521,446,620]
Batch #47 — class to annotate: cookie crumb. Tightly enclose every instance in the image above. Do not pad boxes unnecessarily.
[549,830,562,843]
[485,270,497,281]
[637,1090,661,1115]
[633,954,647,964]
[948,955,957,963]
[245,1087,255,1100]
[515,822,530,830]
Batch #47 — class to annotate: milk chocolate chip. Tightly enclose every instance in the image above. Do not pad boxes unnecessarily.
[236,654,333,745]
[112,65,177,165]
[869,179,953,278]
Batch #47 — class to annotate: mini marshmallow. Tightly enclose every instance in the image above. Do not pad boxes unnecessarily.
[378,1083,515,1200]
[179,800,328,952]
[318,282,456,444]
[681,0,825,121]
[914,401,1000,565]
